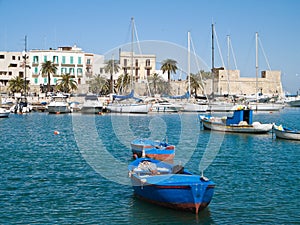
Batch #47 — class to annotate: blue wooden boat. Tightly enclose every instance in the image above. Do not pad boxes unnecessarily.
[130,139,175,161]
[128,157,215,214]
[273,124,300,141]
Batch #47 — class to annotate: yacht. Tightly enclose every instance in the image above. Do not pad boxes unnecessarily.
[47,94,71,114]
[81,94,103,114]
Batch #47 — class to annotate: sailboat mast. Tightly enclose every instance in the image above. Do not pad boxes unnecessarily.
[188,31,191,98]
[24,35,27,97]
[255,32,259,107]
[211,24,215,99]
[131,17,134,90]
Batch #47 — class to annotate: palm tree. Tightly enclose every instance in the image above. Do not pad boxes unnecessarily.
[104,59,120,93]
[148,73,164,95]
[88,74,110,95]
[41,61,57,93]
[55,74,78,93]
[8,76,28,94]
[187,73,204,96]
[160,59,178,83]
[115,73,131,94]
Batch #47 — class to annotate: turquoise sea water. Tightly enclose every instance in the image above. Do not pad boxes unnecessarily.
[0,108,299,224]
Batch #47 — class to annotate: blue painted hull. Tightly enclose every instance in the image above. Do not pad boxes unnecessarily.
[131,139,175,161]
[128,158,215,213]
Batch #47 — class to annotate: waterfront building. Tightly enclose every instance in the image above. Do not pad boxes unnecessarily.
[205,68,284,97]
[0,46,105,94]
[0,52,26,89]
[118,51,156,83]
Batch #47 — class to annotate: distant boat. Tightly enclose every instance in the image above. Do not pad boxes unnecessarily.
[81,94,103,114]
[151,99,183,113]
[107,102,151,114]
[0,107,10,118]
[128,157,215,214]
[200,107,273,133]
[131,138,175,161]
[286,96,300,107]
[273,124,300,141]
[47,94,71,114]
[10,96,32,114]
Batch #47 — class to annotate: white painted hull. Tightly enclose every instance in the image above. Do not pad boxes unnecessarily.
[287,100,300,107]
[202,120,272,133]
[274,128,300,141]
[180,103,208,112]
[107,103,150,114]
[0,108,10,118]
[151,103,183,113]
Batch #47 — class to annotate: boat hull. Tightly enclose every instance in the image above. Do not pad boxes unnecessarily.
[131,139,175,161]
[128,158,215,214]
[274,128,300,141]
[0,108,10,118]
[180,103,208,112]
[287,100,300,107]
[48,106,71,114]
[107,104,150,114]
[202,120,272,133]
[81,106,103,114]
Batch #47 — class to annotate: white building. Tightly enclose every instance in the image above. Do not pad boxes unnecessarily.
[118,51,156,83]
[0,52,25,88]
[0,46,105,94]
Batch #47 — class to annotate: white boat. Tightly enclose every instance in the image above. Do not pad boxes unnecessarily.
[151,100,183,113]
[0,107,10,118]
[273,124,300,141]
[10,96,32,114]
[81,94,103,114]
[179,102,208,112]
[285,96,300,107]
[200,108,273,133]
[249,102,284,111]
[106,102,151,114]
[47,94,71,114]
[207,101,237,112]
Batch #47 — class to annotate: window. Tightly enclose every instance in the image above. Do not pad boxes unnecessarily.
[69,68,74,75]
[54,78,57,84]
[135,59,138,66]
[33,56,39,63]
[146,59,150,66]
[44,56,47,62]
[62,56,66,64]
[87,59,91,65]
[124,59,127,67]
[44,78,47,84]
[77,68,83,75]
[78,57,82,64]
[61,67,67,74]
[34,78,38,84]
[0,55,5,59]
[53,56,58,64]
[34,67,38,74]
[70,56,74,64]
[12,56,16,60]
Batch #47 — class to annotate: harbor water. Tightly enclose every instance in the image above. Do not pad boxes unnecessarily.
[0,108,299,224]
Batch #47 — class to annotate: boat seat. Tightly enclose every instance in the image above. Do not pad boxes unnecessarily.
[172,165,184,174]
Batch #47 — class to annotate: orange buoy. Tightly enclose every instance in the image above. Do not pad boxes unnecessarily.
[54,130,60,135]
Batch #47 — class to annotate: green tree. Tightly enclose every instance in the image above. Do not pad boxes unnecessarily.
[55,74,78,93]
[8,76,28,94]
[88,74,110,95]
[148,73,164,95]
[115,73,131,94]
[41,61,57,92]
[104,59,120,93]
[160,59,178,83]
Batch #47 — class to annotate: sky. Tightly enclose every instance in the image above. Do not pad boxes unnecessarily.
[0,0,299,93]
